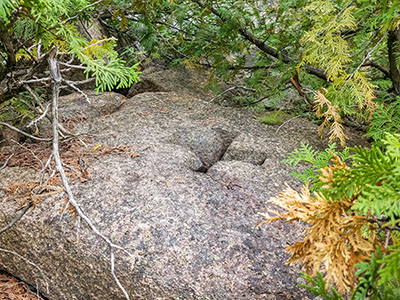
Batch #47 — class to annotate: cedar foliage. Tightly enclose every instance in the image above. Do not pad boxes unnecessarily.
[262,134,400,298]
[106,0,400,144]
[0,0,139,130]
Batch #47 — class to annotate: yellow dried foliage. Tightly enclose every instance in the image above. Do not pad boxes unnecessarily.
[314,89,347,147]
[319,153,349,190]
[261,157,380,293]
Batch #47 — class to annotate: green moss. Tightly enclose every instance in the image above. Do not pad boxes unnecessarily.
[256,110,293,125]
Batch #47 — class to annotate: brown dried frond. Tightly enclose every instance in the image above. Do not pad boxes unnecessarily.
[0,139,139,175]
[3,181,64,208]
[59,197,78,220]
[319,153,349,189]
[3,181,43,208]
[314,89,347,147]
[262,182,379,293]
[1,139,139,218]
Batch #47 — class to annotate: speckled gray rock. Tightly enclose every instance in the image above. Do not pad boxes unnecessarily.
[38,91,127,137]
[127,67,215,99]
[0,89,368,300]
[165,126,231,170]
[222,133,270,165]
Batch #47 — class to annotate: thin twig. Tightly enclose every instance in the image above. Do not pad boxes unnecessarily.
[17,39,38,63]
[208,85,256,103]
[63,78,96,86]
[240,95,269,107]
[111,249,130,300]
[0,153,15,171]
[0,248,49,293]
[0,122,51,141]
[27,103,50,128]
[23,84,45,111]
[0,202,33,235]
[21,77,51,84]
[341,32,388,90]
[275,115,302,133]
[61,0,105,25]
[208,87,237,103]
[62,79,91,103]
[10,139,44,169]
[59,62,87,70]
[40,154,53,186]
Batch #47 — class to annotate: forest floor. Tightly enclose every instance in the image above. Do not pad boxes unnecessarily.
[0,273,43,300]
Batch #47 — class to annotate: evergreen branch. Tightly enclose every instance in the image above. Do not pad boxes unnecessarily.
[313,0,355,42]
[61,0,105,25]
[362,61,391,79]
[82,37,117,51]
[191,0,328,81]
[341,32,388,91]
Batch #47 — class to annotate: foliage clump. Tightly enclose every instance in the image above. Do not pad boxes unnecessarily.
[0,0,139,132]
[262,134,400,298]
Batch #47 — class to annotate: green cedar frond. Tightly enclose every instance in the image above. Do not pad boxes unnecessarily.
[378,244,400,285]
[0,0,17,21]
[365,98,400,145]
[300,273,345,300]
[285,142,350,186]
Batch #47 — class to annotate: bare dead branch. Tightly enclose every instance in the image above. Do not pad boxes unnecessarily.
[275,115,302,133]
[27,103,50,129]
[21,77,51,84]
[23,84,45,111]
[17,39,39,63]
[0,152,15,171]
[0,122,51,141]
[362,61,391,78]
[342,32,388,90]
[61,0,105,25]
[0,202,33,235]
[48,54,132,299]
[0,247,49,293]
[208,85,257,103]
[59,62,87,70]
[62,79,91,103]
[240,95,269,107]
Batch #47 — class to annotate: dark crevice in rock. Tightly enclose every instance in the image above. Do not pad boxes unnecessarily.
[195,165,209,173]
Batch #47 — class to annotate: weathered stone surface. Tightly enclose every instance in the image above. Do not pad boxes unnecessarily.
[0,82,368,299]
[38,91,126,137]
[222,133,270,165]
[165,126,230,170]
[127,67,215,99]
[58,90,126,119]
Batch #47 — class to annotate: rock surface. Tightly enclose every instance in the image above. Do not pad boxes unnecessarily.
[0,70,368,300]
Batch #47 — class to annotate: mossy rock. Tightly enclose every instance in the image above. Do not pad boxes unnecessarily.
[256,110,293,125]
